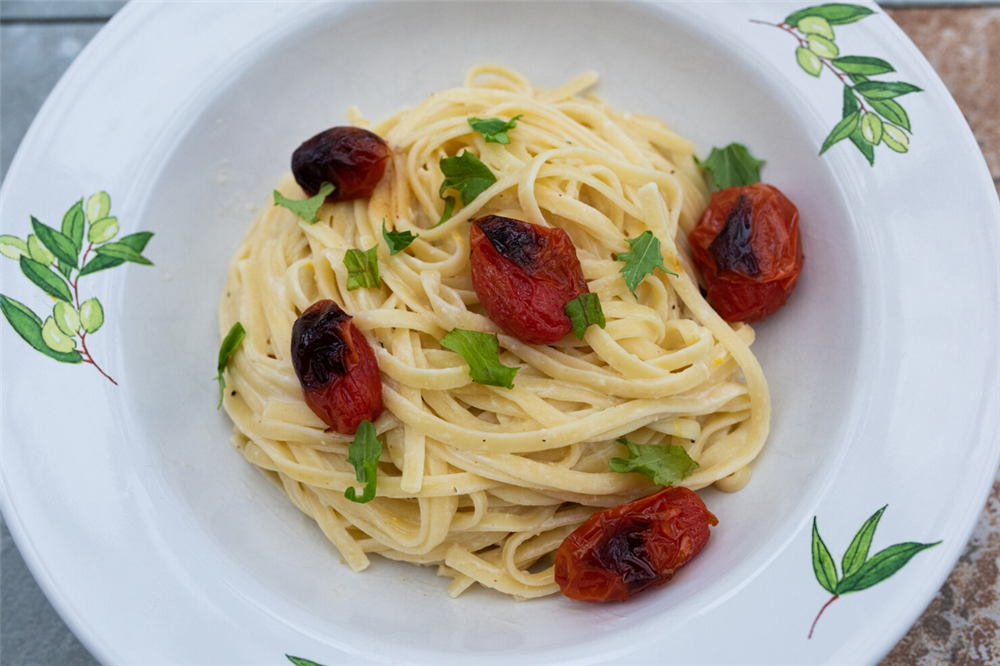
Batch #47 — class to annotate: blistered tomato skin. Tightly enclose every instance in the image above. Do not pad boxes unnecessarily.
[554,486,718,603]
[469,215,588,345]
[688,183,804,322]
[290,300,384,434]
[291,127,392,202]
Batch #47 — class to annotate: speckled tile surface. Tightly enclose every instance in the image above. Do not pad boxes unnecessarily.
[1,4,997,666]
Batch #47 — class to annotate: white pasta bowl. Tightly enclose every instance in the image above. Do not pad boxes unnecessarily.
[0,2,996,665]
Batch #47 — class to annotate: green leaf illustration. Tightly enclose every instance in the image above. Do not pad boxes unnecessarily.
[440,329,519,389]
[616,230,676,298]
[841,505,886,578]
[853,80,923,100]
[786,4,875,27]
[439,150,497,206]
[20,256,72,302]
[832,56,895,75]
[0,235,29,260]
[435,195,456,227]
[0,294,82,363]
[695,143,766,189]
[819,111,860,154]
[273,182,334,224]
[345,419,382,503]
[836,541,941,594]
[31,216,78,268]
[468,115,523,144]
[848,128,875,166]
[344,246,381,290]
[382,220,418,255]
[94,241,153,266]
[62,199,86,253]
[287,656,327,666]
[564,292,606,340]
[216,321,245,408]
[811,517,839,594]
[608,437,699,487]
[85,191,111,224]
[868,98,911,132]
[79,297,104,334]
[842,84,860,116]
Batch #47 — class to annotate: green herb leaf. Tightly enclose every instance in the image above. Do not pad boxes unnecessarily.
[216,322,245,408]
[439,151,497,206]
[786,4,875,27]
[287,655,327,666]
[19,256,72,302]
[468,115,523,144]
[820,111,860,154]
[382,220,418,255]
[853,80,923,100]
[608,437,699,487]
[695,143,766,189]
[564,292,606,340]
[836,541,941,594]
[811,517,840,594]
[435,196,456,227]
[345,420,381,503]
[61,198,86,253]
[440,329,519,389]
[868,98,911,131]
[841,505,886,578]
[0,294,82,363]
[832,56,895,76]
[31,216,78,268]
[94,241,153,266]
[273,182,335,224]
[344,246,381,290]
[616,231,676,298]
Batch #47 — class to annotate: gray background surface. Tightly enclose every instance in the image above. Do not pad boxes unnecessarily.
[1,1,996,665]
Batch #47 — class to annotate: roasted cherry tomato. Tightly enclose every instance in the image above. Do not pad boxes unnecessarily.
[554,486,717,602]
[688,183,803,322]
[469,215,588,345]
[290,300,383,434]
[291,126,392,202]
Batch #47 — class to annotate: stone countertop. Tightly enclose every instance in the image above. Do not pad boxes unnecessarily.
[1,3,998,665]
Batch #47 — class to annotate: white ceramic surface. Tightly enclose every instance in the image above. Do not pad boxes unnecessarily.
[1,2,996,665]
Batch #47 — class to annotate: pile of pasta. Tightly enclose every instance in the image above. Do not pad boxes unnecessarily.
[219,64,769,599]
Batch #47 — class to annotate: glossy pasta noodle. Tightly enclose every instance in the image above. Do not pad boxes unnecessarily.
[219,64,770,599]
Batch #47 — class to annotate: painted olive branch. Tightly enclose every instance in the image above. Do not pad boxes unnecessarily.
[809,507,940,639]
[751,3,923,166]
[0,191,155,386]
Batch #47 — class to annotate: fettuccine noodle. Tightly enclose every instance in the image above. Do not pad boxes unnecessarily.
[219,64,769,599]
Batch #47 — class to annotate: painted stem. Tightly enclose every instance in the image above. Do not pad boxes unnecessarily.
[809,595,839,639]
[79,331,117,386]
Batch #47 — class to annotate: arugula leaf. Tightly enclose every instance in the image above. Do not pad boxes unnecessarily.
[468,115,523,144]
[439,151,497,206]
[274,182,335,224]
[440,329,518,389]
[695,143,766,189]
[344,246,380,290]
[216,322,245,408]
[564,293,606,340]
[345,420,381,503]
[435,196,456,227]
[616,231,676,298]
[381,220,418,255]
[608,437,699,487]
